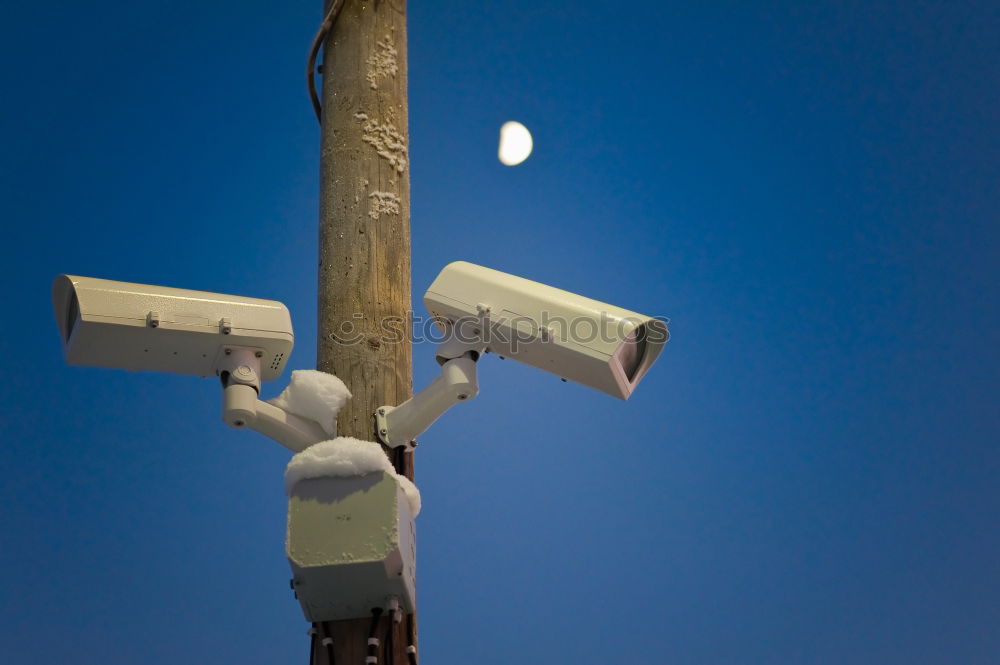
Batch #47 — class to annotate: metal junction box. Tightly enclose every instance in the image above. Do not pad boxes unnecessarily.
[286,471,416,621]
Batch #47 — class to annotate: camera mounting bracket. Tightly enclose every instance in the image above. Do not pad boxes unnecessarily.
[219,346,328,453]
[375,338,486,448]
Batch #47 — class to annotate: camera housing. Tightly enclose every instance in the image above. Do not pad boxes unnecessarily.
[423,261,668,400]
[52,275,293,381]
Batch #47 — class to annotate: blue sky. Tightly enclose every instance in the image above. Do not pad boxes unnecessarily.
[1,1,998,663]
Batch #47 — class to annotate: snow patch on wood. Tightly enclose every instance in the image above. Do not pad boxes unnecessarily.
[368,191,401,219]
[366,34,398,90]
[354,112,408,174]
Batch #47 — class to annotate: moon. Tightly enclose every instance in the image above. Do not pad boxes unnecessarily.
[498,121,533,166]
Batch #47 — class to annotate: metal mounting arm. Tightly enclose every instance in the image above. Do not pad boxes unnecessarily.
[219,347,329,453]
[375,338,485,448]
[375,354,478,448]
[222,384,328,452]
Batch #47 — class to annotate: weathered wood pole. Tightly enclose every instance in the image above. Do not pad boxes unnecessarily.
[315,0,414,662]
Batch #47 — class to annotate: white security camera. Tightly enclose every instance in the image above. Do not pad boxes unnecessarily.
[53,275,328,452]
[376,261,669,447]
[53,275,294,379]
[425,261,667,399]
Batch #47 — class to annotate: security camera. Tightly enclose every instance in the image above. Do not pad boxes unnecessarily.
[53,275,328,452]
[425,261,668,399]
[53,275,293,379]
[376,261,668,447]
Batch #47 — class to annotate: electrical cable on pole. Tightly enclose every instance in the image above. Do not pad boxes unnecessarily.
[405,613,417,665]
[385,607,395,665]
[306,0,346,122]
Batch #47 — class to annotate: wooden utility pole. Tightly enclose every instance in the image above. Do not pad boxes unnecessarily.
[315,0,414,663]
